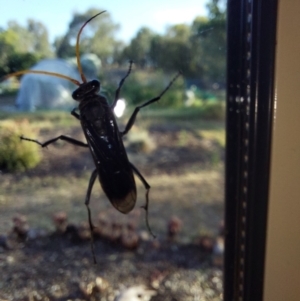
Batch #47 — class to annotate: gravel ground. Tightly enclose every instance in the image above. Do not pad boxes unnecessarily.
[0,232,223,301]
[0,121,224,300]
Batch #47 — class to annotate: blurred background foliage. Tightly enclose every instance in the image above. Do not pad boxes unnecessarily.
[0,0,226,107]
[0,119,41,171]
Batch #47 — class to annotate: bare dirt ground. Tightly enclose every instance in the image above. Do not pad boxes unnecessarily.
[0,121,224,301]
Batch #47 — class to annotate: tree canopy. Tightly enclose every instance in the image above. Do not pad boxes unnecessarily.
[54,8,120,65]
[0,0,226,88]
[120,0,226,87]
[0,19,52,76]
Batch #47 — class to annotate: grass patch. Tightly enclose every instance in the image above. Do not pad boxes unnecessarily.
[0,110,78,128]
[200,129,225,147]
[129,103,225,121]
[0,169,224,237]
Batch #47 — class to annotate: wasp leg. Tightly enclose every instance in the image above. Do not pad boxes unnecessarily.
[111,60,133,109]
[71,108,80,120]
[85,168,98,264]
[121,72,181,136]
[129,162,155,238]
[20,135,88,148]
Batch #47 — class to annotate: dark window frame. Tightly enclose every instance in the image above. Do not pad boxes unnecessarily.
[224,0,278,300]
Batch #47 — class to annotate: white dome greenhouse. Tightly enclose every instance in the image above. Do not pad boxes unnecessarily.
[15,59,81,111]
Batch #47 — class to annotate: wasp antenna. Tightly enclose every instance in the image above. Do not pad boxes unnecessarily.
[1,70,81,86]
[76,11,106,83]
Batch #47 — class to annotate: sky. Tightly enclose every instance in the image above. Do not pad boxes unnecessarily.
[0,0,208,43]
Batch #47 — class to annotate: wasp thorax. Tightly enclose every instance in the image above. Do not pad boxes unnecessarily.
[72,79,101,101]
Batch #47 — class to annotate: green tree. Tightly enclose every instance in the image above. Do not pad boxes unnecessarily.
[121,27,155,68]
[27,19,52,58]
[206,0,226,20]
[6,52,39,74]
[190,0,226,86]
[55,8,120,65]
[0,19,52,76]
[149,24,193,76]
[0,28,18,73]
[148,0,226,87]
[6,20,52,57]
[111,40,126,66]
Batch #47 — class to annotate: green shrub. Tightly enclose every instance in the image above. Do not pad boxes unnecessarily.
[201,101,225,120]
[0,120,41,172]
[120,70,185,108]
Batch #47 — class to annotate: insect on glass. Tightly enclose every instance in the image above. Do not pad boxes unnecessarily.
[2,11,180,262]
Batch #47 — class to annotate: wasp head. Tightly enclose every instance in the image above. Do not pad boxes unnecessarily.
[72,79,100,101]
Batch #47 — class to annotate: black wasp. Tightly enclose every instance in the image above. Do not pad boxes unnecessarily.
[3,11,180,262]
